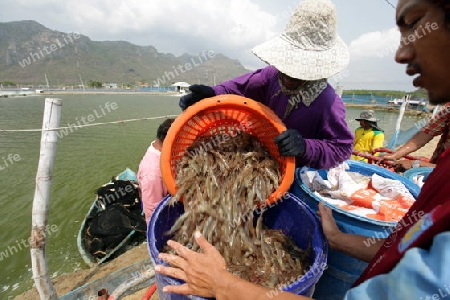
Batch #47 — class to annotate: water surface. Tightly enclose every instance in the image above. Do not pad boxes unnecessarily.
[0,94,425,299]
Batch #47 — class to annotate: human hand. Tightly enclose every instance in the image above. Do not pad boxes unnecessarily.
[155,231,228,298]
[379,153,398,161]
[179,85,215,111]
[317,202,343,249]
[274,129,306,156]
[392,159,415,172]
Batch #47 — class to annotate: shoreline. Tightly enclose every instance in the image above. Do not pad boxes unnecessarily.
[0,90,182,97]
[45,91,179,96]
[0,90,435,115]
[1,92,434,116]
[344,103,431,117]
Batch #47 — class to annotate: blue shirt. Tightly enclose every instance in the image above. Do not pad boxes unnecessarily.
[345,232,450,299]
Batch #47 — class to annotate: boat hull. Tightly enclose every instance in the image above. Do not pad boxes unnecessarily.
[77,168,145,267]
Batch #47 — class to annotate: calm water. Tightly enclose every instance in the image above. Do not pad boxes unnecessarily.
[0,94,425,299]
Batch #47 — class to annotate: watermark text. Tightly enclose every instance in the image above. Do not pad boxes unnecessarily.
[56,102,118,139]
[0,224,59,261]
[19,32,81,68]
[0,154,21,171]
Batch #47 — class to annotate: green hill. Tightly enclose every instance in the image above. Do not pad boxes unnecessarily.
[0,20,250,87]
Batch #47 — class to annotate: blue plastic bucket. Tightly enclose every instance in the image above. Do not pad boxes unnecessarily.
[403,167,434,187]
[289,160,421,300]
[148,193,328,299]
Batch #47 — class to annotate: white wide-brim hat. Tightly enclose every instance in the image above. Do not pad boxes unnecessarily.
[355,110,379,122]
[252,0,350,81]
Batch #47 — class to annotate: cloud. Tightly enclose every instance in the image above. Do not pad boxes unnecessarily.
[349,27,400,59]
[4,0,280,71]
[59,0,277,50]
[337,27,416,91]
[0,0,417,90]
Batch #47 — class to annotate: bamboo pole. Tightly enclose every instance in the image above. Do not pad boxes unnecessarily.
[388,94,410,149]
[30,98,62,300]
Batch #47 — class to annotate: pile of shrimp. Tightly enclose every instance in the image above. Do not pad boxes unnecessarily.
[165,132,311,288]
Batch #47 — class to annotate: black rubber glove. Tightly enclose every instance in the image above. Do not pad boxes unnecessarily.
[179,84,215,111]
[274,129,306,157]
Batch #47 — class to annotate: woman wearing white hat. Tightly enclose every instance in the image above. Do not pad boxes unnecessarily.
[351,110,385,161]
[156,0,450,299]
[179,0,353,170]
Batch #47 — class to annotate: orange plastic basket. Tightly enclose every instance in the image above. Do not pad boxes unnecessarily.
[160,94,295,204]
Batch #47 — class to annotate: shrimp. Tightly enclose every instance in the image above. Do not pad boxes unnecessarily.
[163,132,310,289]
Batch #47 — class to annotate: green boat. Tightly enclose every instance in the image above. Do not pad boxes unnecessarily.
[77,168,147,267]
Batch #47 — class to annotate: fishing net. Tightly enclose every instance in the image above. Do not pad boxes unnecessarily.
[83,179,146,261]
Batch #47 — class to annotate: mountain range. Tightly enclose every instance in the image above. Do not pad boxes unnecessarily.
[0,20,250,87]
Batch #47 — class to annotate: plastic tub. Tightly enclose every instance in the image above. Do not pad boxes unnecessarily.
[403,167,434,187]
[289,160,421,300]
[148,193,328,299]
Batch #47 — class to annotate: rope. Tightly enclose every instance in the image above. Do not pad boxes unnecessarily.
[0,115,179,133]
[383,0,396,9]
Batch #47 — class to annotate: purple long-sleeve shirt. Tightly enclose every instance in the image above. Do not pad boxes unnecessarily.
[212,66,354,169]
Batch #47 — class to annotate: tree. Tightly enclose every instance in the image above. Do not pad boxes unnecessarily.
[413,88,428,98]
[87,80,102,88]
[0,81,16,87]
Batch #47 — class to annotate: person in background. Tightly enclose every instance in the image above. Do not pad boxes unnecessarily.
[382,103,450,171]
[179,0,354,170]
[137,118,175,224]
[155,0,450,299]
[351,110,385,162]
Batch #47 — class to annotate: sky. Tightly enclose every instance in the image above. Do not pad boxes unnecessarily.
[0,0,418,91]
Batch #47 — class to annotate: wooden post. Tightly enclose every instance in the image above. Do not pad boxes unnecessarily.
[30,98,62,300]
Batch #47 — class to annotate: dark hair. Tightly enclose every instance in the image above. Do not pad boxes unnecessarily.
[368,121,383,132]
[156,118,175,141]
